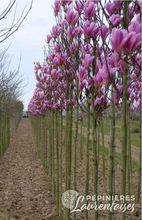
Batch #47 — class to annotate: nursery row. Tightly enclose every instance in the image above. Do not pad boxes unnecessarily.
[0,104,23,158]
[28,0,141,220]
[0,51,23,158]
[30,109,141,220]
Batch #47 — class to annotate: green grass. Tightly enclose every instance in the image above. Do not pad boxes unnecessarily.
[77,132,140,170]
[103,118,140,147]
[82,117,140,148]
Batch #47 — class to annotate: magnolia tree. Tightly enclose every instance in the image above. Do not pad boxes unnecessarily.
[29,1,141,220]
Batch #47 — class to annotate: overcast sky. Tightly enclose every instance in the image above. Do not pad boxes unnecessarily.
[1,0,55,110]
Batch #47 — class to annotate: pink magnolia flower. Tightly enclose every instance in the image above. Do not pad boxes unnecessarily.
[110,52,120,68]
[46,34,52,43]
[53,53,67,66]
[35,61,42,70]
[59,20,68,28]
[82,54,94,69]
[94,63,116,86]
[93,72,102,86]
[93,25,99,38]
[87,77,94,89]
[75,1,84,14]
[83,20,99,38]
[41,65,49,74]
[111,28,127,52]
[46,53,54,63]
[113,0,122,9]
[69,43,79,53]
[128,20,142,34]
[94,68,107,86]
[51,25,61,38]
[67,27,75,40]
[53,0,60,16]
[124,32,141,52]
[35,73,41,82]
[60,0,72,6]
[77,67,87,81]
[105,2,115,15]
[105,1,122,15]
[117,84,123,94]
[100,25,109,40]
[133,54,141,66]
[130,72,136,80]
[51,69,60,79]
[84,1,96,20]
[119,59,125,72]
[75,26,83,37]
[99,66,109,85]
[79,80,86,94]
[37,90,45,99]
[135,81,141,90]
[54,43,61,52]
[65,8,79,25]
[111,26,142,53]
[110,14,122,27]
[81,43,93,55]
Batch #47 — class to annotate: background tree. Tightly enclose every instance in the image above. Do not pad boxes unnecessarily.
[0,0,33,43]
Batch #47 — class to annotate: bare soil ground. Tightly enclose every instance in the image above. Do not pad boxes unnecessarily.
[0,119,141,220]
[0,119,56,220]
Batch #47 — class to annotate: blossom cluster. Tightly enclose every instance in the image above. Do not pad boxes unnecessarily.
[28,0,141,115]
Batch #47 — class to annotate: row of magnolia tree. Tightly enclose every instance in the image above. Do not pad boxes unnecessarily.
[28,0,141,220]
[0,50,23,158]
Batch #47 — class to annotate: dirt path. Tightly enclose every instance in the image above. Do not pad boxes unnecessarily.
[0,119,56,220]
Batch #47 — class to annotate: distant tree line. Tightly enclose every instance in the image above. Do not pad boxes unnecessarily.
[0,0,33,158]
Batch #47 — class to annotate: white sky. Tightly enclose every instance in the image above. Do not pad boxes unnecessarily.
[0,0,55,110]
